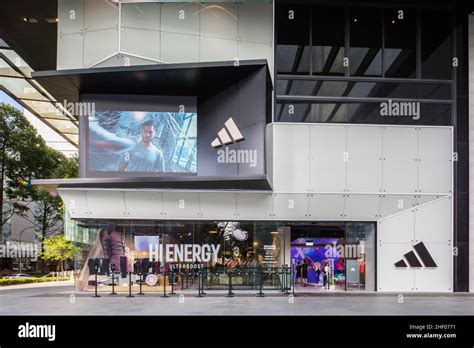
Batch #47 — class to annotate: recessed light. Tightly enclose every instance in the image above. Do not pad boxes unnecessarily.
[22,17,38,23]
[353,18,358,23]
[45,18,59,23]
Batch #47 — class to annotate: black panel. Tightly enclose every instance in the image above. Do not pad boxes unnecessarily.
[394,259,407,268]
[403,251,422,267]
[413,242,437,267]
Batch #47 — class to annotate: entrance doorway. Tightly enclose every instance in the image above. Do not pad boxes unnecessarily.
[289,222,375,292]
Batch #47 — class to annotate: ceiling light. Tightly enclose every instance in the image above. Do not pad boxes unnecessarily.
[271,231,279,234]
[45,18,59,23]
[22,17,38,23]
[208,230,217,234]
[353,18,358,23]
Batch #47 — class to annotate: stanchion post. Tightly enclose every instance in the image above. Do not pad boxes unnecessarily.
[201,267,206,296]
[126,271,134,298]
[92,262,101,298]
[226,269,234,298]
[110,264,117,296]
[137,272,145,296]
[257,267,264,297]
[161,271,169,298]
[169,270,176,295]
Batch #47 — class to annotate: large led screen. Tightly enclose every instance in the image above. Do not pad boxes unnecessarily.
[88,111,197,174]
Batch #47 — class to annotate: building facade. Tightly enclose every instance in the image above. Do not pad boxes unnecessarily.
[30,0,472,293]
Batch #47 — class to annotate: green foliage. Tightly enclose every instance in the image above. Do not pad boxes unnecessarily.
[40,234,79,263]
[0,277,70,286]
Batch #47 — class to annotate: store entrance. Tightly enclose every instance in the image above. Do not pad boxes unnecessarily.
[289,222,375,292]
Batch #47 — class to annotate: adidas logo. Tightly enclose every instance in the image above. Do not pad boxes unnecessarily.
[394,242,437,268]
[211,117,244,148]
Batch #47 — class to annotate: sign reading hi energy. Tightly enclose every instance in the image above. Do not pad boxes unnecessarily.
[148,237,221,263]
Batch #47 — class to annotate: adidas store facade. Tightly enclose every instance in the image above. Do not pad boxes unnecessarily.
[32,0,472,293]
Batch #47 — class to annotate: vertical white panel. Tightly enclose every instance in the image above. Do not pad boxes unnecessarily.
[57,33,84,70]
[85,191,126,218]
[307,194,345,220]
[414,243,452,292]
[83,29,119,67]
[414,197,452,243]
[272,193,309,219]
[58,190,89,219]
[236,193,273,220]
[310,125,346,192]
[200,37,238,62]
[378,210,415,244]
[161,192,200,219]
[123,191,163,219]
[161,32,199,63]
[161,2,200,35]
[377,243,415,291]
[199,193,237,220]
[58,0,84,35]
[121,2,160,30]
[200,2,238,40]
[378,194,416,218]
[382,127,418,193]
[346,126,382,192]
[343,194,381,220]
[418,127,453,194]
[121,28,160,60]
[84,0,118,31]
[272,124,310,192]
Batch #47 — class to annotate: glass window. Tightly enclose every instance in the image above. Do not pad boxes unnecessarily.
[384,8,417,78]
[312,6,345,76]
[276,4,310,75]
[349,7,383,77]
[421,11,452,79]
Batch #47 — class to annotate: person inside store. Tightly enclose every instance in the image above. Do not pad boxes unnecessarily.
[295,261,302,286]
[323,262,329,287]
[313,262,321,285]
[301,259,309,287]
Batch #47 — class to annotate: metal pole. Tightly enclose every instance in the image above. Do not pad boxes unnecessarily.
[126,271,134,298]
[137,273,144,296]
[226,269,234,297]
[161,271,169,298]
[196,269,204,297]
[110,264,117,296]
[201,267,206,296]
[92,265,101,298]
[169,270,176,295]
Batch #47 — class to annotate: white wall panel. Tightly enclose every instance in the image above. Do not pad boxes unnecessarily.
[57,33,83,70]
[346,126,382,192]
[382,127,418,193]
[162,192,200,219]
[236,193,273,220]
[160,2,200,35]
[414,243,452,292]
[418,127,453,194]
[83,29,119,67]
[377,243,415,291]
[378,210,414,244]
[161,32,199,63]
[85,191,126,219]
[121,2,160,30]
[59,190,89,219]
[58,0,84,35]
[344,194,380,220]
[272,125,310,192]
[272,193,309,219]
[378,194,416,218]
[200,3,238,40]
[307,194,345,220]
[200,37,238,62]
[238,2,273,44]
[414,197,452,243]
[310,125,346,192]
[84,0,118,31]
[121,28,160,60]
[200,193,237,219]
[123,191,163,219]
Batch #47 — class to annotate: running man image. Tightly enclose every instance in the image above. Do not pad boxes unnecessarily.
[118,119,165,172]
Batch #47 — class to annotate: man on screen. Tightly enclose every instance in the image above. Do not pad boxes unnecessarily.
[118,119,165,172]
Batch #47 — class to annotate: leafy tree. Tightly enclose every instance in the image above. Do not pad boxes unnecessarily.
[40,234,79,275]
[0,103,50,228]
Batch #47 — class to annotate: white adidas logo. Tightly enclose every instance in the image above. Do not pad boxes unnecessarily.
[211,117,244,148]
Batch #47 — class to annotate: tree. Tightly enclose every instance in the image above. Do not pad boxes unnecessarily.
[0,103,51,228]
[40,234,79,275]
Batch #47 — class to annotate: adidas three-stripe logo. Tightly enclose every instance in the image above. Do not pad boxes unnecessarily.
[394,241,437,268]
[211,117,244,148]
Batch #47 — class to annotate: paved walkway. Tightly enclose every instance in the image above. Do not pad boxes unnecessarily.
[1,285,474,315]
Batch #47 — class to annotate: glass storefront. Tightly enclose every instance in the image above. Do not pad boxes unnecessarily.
[66,217,375,293]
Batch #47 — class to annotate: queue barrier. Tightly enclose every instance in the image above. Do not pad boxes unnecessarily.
[91,266,292,298]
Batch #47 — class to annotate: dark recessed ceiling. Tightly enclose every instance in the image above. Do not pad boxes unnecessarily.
[0,0,57,71]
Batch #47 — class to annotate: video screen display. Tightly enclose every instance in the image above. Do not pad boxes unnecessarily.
[88,111,197,174]
[134,235,160,252]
